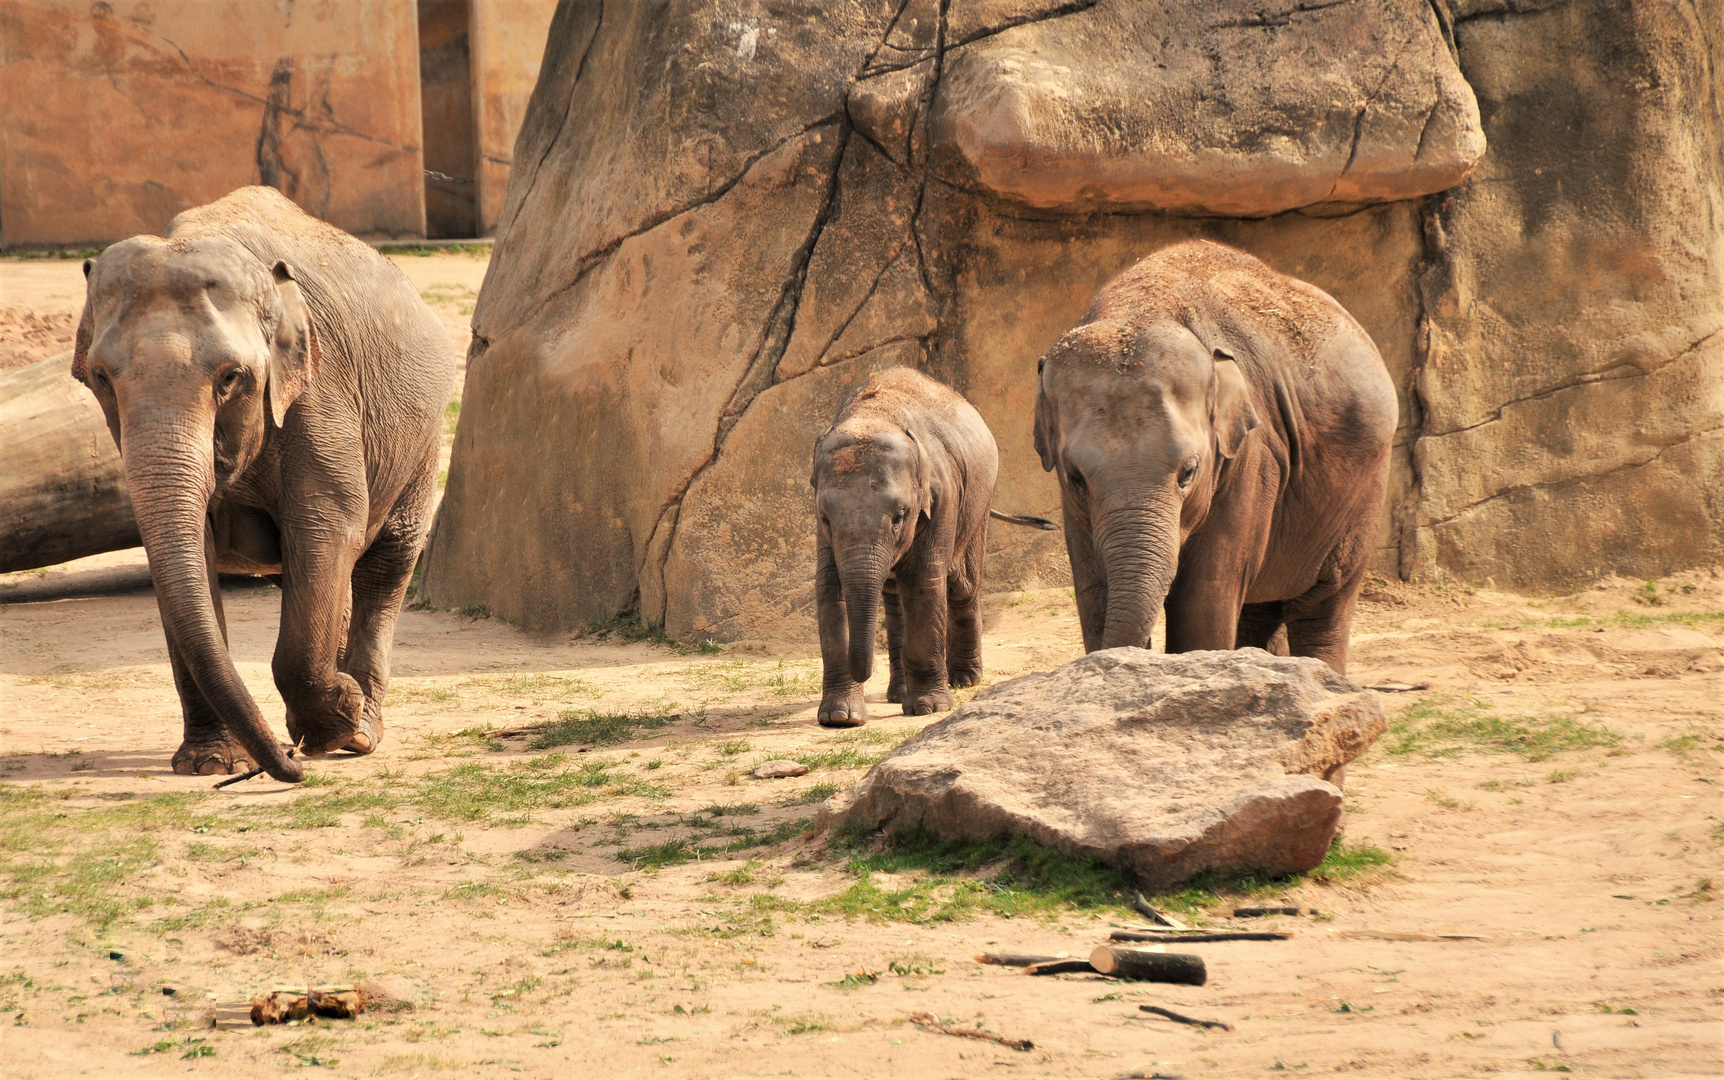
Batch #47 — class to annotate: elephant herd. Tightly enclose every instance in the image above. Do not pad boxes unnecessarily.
[69,187,1395,783]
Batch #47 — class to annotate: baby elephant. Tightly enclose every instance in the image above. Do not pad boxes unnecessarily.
[73,187,455,781]
[811,367,1000,727]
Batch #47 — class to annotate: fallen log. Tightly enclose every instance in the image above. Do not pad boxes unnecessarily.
[1110,930,1290,943]
[0,353,138,573]
[1088,946,1207,985]
[1234,906,1314,917]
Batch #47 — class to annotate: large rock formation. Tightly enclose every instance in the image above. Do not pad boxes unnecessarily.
[822,648,1386,889]
[425,0,1724,639]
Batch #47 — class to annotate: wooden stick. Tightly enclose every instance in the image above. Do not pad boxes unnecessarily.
[975,952,1065,967]
[1089,946,1206,985]
[1139,1004,1233,1031]
[1328,930,1486,942]
[1132,891,1189,930]
[213,767,265,790]
[1024,959,1096,975]
[907,1011,1033,1051]
[1233,906,1311,917]
[1110,930,1290,943]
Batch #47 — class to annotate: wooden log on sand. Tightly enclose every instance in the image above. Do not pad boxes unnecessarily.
[1088,946,1207,985]
[0,353,138,573]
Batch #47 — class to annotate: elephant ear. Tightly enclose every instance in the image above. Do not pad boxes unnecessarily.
[70,258,96,386]
[1033,356,1055,472]
[1211,347,1260,459]
[904,428,935,521]
[267,260,321,428]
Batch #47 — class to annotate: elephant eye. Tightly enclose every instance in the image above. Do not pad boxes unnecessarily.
[93,368,111,390]
[216,369,243,397]
[1178,458,1199,487]
[1066,468,1087,494]
[892,508,908,526]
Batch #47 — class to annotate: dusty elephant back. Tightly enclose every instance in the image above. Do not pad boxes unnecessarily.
[832,366,997,473]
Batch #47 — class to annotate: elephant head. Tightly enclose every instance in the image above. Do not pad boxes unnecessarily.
[1034,319,1259,652]
[72,235,316,782]
[811,423,933,684]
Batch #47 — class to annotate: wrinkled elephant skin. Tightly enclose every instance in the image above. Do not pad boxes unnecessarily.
[72,187,456,782]
[812,367,1000,726]
[1034,241,1396,674]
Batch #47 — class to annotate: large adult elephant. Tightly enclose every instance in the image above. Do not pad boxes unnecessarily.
[72,187,455,782]
[1033,240,1396,675]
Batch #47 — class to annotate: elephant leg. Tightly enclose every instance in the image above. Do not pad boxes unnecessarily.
[1283,570,1364,676]
[898,569,953,717]
[274,500,368,756]
[945,536,984,688]
[337,473,433,754]
[1163,569,1244,654]
[816,539,866,727]
[883,579,905,705]
[1236,601,1288,654]
[167,534,257,774]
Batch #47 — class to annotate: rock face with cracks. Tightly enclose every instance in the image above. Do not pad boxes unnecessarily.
[420,0,1724,641]
[823,649,1386,889]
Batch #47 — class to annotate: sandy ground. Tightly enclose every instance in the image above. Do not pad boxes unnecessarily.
[1,552,1719,1079]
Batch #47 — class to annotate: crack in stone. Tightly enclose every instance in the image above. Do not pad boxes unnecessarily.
[1210,0,1357,31]
[947,0,1100,49]
[498,1,605,243]
[1423,325,1723,439]
[491,111,847,360]
[1420,421,1723,529]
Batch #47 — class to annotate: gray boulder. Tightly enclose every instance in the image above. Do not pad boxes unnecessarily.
[823,648,1386,890]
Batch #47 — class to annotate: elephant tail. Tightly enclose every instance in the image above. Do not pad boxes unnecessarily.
[989,509,1059,531]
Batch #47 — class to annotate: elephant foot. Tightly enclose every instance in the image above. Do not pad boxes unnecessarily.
[886,675,905,705]
[902,687,954,717]
[172,733,257,776]
[285,672,367,757]
[340,707,384,755]
[947,665,982,689]
[818,685,868,728]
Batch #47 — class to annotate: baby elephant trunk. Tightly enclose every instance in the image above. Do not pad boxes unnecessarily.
[840,553,885,685]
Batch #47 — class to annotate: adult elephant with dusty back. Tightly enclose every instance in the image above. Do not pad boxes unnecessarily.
[73,187,454,782]
[1034,240,1396,675]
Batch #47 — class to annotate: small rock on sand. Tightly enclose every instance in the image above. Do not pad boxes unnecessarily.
[752,760,810,779]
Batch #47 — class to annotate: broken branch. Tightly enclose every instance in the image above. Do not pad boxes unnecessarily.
[975,952,1066,967]
[1132,891,1189,930]
[1110,930,1290,943]
[1139,1004,1233,1031]
[1024,959,1096,975]
[907,1011,1033,1051]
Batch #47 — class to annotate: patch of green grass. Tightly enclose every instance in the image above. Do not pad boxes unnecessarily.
[1386,695,1620,761]
[529,708,679,750]
[489,673,595,699]
[456,605,493,620]
[1493,608,1724,631]
[1658,728,1717,756]
[715,740,751,757]
[442,397,462,438]
[826,969,879,989]
[581,615,722,655]
[697,803,759,817]
[791,781,842,805]
[781,1014,830,1035]
[810,830,1391,924]
[617,816,813,869]
[793,747,882,772]
[378,242,491,257]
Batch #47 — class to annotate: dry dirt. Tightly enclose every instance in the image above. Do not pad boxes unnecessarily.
[2,249,1719,1078]
[1,555,1719,1079]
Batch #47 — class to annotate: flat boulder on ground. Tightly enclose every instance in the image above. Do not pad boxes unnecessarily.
[824,648,1386,890]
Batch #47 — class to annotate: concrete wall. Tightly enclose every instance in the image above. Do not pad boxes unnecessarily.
[0,1,426,246]
[420,0,478,237]
[469,0,558,236]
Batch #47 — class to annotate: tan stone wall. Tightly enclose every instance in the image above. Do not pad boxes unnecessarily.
[0,1,425,246]
[469,0,558,236]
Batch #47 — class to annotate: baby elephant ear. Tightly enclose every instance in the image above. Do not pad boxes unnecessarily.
[1033,358,1056,472]
[1211,347,1260,459]
[268,260,321,428]
[904,428,935,521]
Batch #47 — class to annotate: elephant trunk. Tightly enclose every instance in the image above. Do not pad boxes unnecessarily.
[121,413,303,782]
[1093,499,1181,651]
[840,548,886,685]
